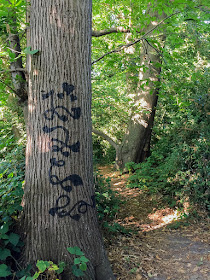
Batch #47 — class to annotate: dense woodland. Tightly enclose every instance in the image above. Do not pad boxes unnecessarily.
[0,0,209,279]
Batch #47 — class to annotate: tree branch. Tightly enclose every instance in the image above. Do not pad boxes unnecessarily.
[144,38,167,65]
[92,128,119,150]
[91,11,181,65]
[92,37,144,65]
[92,27,131,37]
[0,78,18,94]
[7,47,22,54]
[0,68,25,74]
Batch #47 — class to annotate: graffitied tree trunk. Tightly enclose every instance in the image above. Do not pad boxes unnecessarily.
[23,1,114,279]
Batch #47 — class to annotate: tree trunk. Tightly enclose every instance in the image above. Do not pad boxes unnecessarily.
[115,52,160,170]
[23,1,114,279]
[6,14,28,120]
[7,33,27,103]
[115,11,165,170]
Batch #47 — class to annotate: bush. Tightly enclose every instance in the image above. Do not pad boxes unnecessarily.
[93,135,116,165]
[0,145,25,279]
[94,172,126,233]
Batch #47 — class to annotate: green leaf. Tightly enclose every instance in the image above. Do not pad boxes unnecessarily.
[20,277,34,280]
[67,247,75,254]
[57,262,65,274]
[0,248,11,260]
[15,0,24,7]
[48,264,59,271]
[0,264,12,277]
[8,232,20,246]
[71,265,84,277]
[36,260,49,273]
[0,233,9,239]
[79,263,87,272]
[74,258,81,265]
[80,256,89,263]
[0,223,9,234]
[32,271,40,279]
[23,47,39,55]
[29,49,39,55]
[67,246,84,256]
[8,52,16,59]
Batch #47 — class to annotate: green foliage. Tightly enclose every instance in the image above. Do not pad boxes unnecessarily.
[0,0,27,36]
[67,247,89,278]
[94,173,121,221]
[94,172,127,233]
[0,145,25,219]
[3,247,87,279]
[92,0,209,214]
[0,221,24,279]
[0,92,25,279]
[19,260,65,280]
[93,135,116,165]
[0,264,12,277]
[126,60,210,212]
[23,47,39,55]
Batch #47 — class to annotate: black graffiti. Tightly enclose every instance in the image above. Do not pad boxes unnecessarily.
[42,83,81,122]
[49,195,96,221]
[49,163,83,192]
[42,82,95,220]
[42,89,54,100]
[44,106,81,122]
[51,140,80,157]
[57,83,77,101]
[42,83,77,102]
[43,125,80,156]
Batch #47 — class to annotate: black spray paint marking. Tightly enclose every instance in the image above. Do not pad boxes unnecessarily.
[42,84,81,122]
[57,83,77,101]
[43,125,80,156]
[49,195,96,221]
[44,106,81,122]
[42,82,95,220]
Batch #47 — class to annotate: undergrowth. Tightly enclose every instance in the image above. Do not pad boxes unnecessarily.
[126,92,210,214]
[94,172,128,234]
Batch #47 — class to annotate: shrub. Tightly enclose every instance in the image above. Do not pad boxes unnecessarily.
[94,172,125,233]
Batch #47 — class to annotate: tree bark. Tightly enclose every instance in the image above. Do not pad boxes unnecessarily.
[23,1,114,279]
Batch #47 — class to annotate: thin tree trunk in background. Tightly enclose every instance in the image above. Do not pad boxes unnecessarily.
[7,33,27,102]
[6,15,28,120]
[23,1,114,279]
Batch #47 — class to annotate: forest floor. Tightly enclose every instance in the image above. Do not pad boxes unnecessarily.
[98,165,210,280]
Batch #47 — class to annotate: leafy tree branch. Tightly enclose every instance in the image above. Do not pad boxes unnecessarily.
[91,10,182,65]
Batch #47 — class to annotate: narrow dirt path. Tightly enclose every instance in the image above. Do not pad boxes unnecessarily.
[98,166,210,280]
